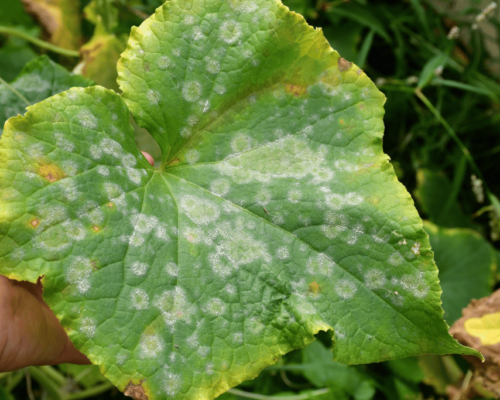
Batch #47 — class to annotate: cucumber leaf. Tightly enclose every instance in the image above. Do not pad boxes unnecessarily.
[0,0,480,399]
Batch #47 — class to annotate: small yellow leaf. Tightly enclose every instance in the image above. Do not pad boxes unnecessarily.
[464,312,500,345]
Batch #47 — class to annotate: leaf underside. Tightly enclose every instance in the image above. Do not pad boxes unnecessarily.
[0,0,479,399]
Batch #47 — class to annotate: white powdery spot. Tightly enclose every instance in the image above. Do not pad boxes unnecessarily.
[325,193,363,211]
[63,220,87,241]
[214,84,226,95]
[60,179,79,200]
[179,195,220,225]
[198,346,210,356]
[126,167,142,184]
[210,179,230,196]
[276,247,289,260]
[254,189,271,206]
[219,20,242,44]
[165,262,178,277]
[183,226,203,243]
[206,59,220,74]
[80,317,96,337]
[131,288,149,310]
[78,110,98,129]
[157,56,171,70]
[122,154,137,168]
[185,149,199,164]
[400,273,429,298]
[306,254,336,276]
[182,81,202,102]
[209,253,233,277]
[104,182,123,200]
[39,204,68,226]
[205,298,226,316]
[336,279,357,299]
[90,145,102,160]
[231,134,251,153]
[101,138,123,158]
[364,269,387,290]
[164,372,181,397]
[147,90,161,105]
[411,241,421,255]
[66,257,93,293]
[287,189,302,203]
[55,132,74,152]
[97,166,110,176]
[388,252,404,266]
[139,333,164,358]
[131,261,149,276]
[215,228,271,267]
[131,213,158,234]
[154,287,196,326]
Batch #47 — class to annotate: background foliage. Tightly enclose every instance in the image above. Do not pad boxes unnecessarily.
[0,0,499,399]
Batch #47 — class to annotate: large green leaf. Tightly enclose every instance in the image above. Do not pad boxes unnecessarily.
[424,221,496,325]
[0,55,93,135]
[0,0,480,399]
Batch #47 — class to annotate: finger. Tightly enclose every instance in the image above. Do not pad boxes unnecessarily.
[0,276,90,372]
[141,151,155,166]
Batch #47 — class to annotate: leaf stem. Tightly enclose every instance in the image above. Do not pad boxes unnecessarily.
[0,76,31,106]
[227,388,329,400]
[0,26,80,57]
[66,382,115,400]
[39,366,66,386]
[27,367,64,400]
[414,88,500,215]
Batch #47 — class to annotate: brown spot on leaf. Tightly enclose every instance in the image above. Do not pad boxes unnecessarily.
[92,225,100,232]
[39,164,65,182]
[338,57,352,72]
[30,218,40,228]
[124,381,148,400]
[285,84,307,97]
[108,202,114,208]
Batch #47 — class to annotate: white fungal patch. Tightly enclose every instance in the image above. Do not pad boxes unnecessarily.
[126,168,142,184]
[210,179,230,196]
[247,317,265,334]
[165,262,179,277]
[214,228,271,267]
[63,220,87,241]
[59,179,78,200]
[287,189,302,203]
[90,145,102,160]
[209,254,233,277]
[131,213,158,234]
[97,166,110,176]
[185,149,199,164]
[164,372,181,397]
[139,333,164,358]
[206,59,220,74]
[183,15,195,25]
[67,257,93,293]
[182,81,202,102]
[55,132,74,152]
[78,110,98,129]
[154,287,196,326]
[365,270,387,290]
[411,242,421,255]
[205,297,226,317]
[103,182,123,200]
[306,254,336,276]
[325,193,363,210]
[388,252,404,266]
[336,279,357,299]
[131,261,149,276]
[131,288,149,310]
[80,317,96,337]
[101,138,123,158]
[27,143,45,158]
[214,84,226,95]
[187,114,198,126]
[400,274,429,298]
[254,189,271,205]
[39,204,68,226]
[183,226,203,243]
[179,195,220,225]
[147,89,161,105]
[233,332,243,343]
[230,134,251,153]
[219,20,242,44]
[157,56,171,69]
[276,247,289,260]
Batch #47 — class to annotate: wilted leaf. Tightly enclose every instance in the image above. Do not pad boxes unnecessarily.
[424,221,496,324]
[0,0,480,399]
[450,290,500,398]
[0,55,93,136]
[21,0,81,50]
